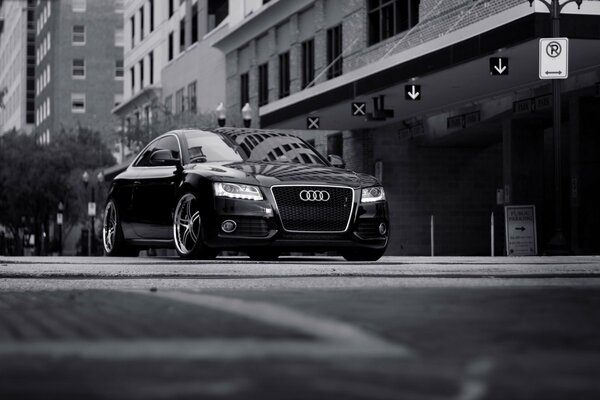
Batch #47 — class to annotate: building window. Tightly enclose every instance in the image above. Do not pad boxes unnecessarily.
[168,32,174,61]
[139,6,144,41]
[240,72,249,109]
[208,0,228,31]
[130,16,135,47]
[71,93,86,113]
[115,0,124,13]
[149,51,154,84]
[139,60,144,89]
[149,0,154,31]
[165,95,172,114]
[301,38,315,89]
[327,133,343,157]
[130,67,135,90]
[188,81,197,113]
[179,17,185,52]
[72,59,85,79]
[326,24,343,79]
[115,59,124,79]
[72,25,85,45]
[368,0,420,45]
[175,88,184,114]
[258,63,269,106]
[278,52,290,99]
[115,28,124,46]
[72,0,86,12]
[191,3,198,44]
[168,0,174,17]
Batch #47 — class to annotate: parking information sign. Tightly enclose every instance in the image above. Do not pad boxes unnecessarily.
[504,205,538,256]
[539,38,568,79]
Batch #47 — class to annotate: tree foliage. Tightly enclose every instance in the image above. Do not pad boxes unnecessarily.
[0,127,115,254]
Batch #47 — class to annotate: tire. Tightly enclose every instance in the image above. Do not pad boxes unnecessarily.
[173,192,217,260]
[247,250,280,261]
[102,198,139,257]
[341,247,386,262]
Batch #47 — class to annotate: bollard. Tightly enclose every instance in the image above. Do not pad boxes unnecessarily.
[430,215,435,257]
[491,212,494,257]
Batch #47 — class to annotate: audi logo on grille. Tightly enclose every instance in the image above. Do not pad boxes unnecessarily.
[299,190,330,202]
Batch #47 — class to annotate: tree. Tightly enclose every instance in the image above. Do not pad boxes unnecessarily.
[0,127,115,255]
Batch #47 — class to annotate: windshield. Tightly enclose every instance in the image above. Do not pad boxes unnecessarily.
[230,132,327,165]
[183,131,244,163]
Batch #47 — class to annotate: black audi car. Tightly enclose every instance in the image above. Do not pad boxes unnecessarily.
[103,128,389,261]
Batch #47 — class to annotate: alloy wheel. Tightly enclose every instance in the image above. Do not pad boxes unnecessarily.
[103,201,117,253]
[173,193,201,255]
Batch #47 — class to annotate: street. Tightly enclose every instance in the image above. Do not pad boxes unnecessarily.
[0,256,599,399]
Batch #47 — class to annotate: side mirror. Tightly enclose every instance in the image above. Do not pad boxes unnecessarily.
[328,154,346,169]
[149,149,180,166]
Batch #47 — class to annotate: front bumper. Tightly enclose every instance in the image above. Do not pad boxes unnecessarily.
[202,191,389,252]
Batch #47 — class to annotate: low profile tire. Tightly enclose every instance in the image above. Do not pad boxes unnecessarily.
[173,192,217,260]
[342,248,386,262]
[103,198,139,257]
[247,250,280,261]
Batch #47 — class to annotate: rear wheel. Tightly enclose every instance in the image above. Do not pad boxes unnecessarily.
[173,192,217,260]
[103,199,139,257]
[341,248,386,262]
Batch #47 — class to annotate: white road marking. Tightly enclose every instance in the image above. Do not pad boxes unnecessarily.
[0,290,411,361]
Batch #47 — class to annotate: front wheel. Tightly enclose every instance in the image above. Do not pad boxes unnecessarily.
[341,248,386,262]
[102,199,139,257]
[173,192,217,260]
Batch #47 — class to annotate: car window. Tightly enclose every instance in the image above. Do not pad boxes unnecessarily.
[183,131,244,163]
[134,135,180,167]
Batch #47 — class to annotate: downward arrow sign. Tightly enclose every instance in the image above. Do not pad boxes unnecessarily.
[494,58,506,74]
[406,85,420,100]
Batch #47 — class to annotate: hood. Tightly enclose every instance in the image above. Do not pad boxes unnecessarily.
[186,161,380,188]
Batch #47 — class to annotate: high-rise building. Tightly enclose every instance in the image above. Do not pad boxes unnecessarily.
[0,0,36,135]
[34,0,124,144]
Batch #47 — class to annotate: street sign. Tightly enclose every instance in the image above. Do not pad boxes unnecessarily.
[504,205,538,256]
[489,57,508,76]
[351,102,366,116]
[405,85,421,101]
[307,116,320,129]
[56,213,63,225]
[539,38,568,79]
[87,202,96,217]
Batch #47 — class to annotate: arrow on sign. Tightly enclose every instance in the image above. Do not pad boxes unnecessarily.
[490,57,509,76]
[515,227,526,232]
[494,59,506,74]
[545,71,562,75]
[405,85,421,100]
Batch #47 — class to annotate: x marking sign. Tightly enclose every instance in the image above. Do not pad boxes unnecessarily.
[351,102,366,116]
[307,116,320,129]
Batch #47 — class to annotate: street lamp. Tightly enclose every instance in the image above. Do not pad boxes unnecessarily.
[529,0,583,254]
[242,103,252,128]
[82,170,97,256]
[216,102,226,127]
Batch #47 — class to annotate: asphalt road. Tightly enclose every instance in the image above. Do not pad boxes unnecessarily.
[1,255,599,400]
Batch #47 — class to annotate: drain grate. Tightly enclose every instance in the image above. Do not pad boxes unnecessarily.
[0,290,311,342]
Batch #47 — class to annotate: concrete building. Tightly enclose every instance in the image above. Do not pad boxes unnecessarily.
[34,0,124,144]
[113,0,264,156]
[213,0,600,255]
[0,0,36,135]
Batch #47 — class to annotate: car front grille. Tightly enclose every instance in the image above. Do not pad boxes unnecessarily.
[271,186,354,232]
[223,217,271,237]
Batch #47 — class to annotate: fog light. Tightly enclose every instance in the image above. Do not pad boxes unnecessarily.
[221,220,237,233]
[378,223,387,235]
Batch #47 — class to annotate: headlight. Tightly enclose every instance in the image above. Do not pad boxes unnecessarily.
[361,186,386,203]
[213,182,263,201]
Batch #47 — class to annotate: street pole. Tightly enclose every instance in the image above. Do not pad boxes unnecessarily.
[532,0,582,254]
[90,186,95,256]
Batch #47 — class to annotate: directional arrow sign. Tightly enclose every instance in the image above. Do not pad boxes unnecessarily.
[515,226,526,232]
[539,38,568,79]
[490,57,508,76]
[307,116,320,129]
[405,85,421,101]
[351,102,366,116]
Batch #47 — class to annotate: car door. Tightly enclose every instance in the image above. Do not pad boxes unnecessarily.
[131,135,183,239]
